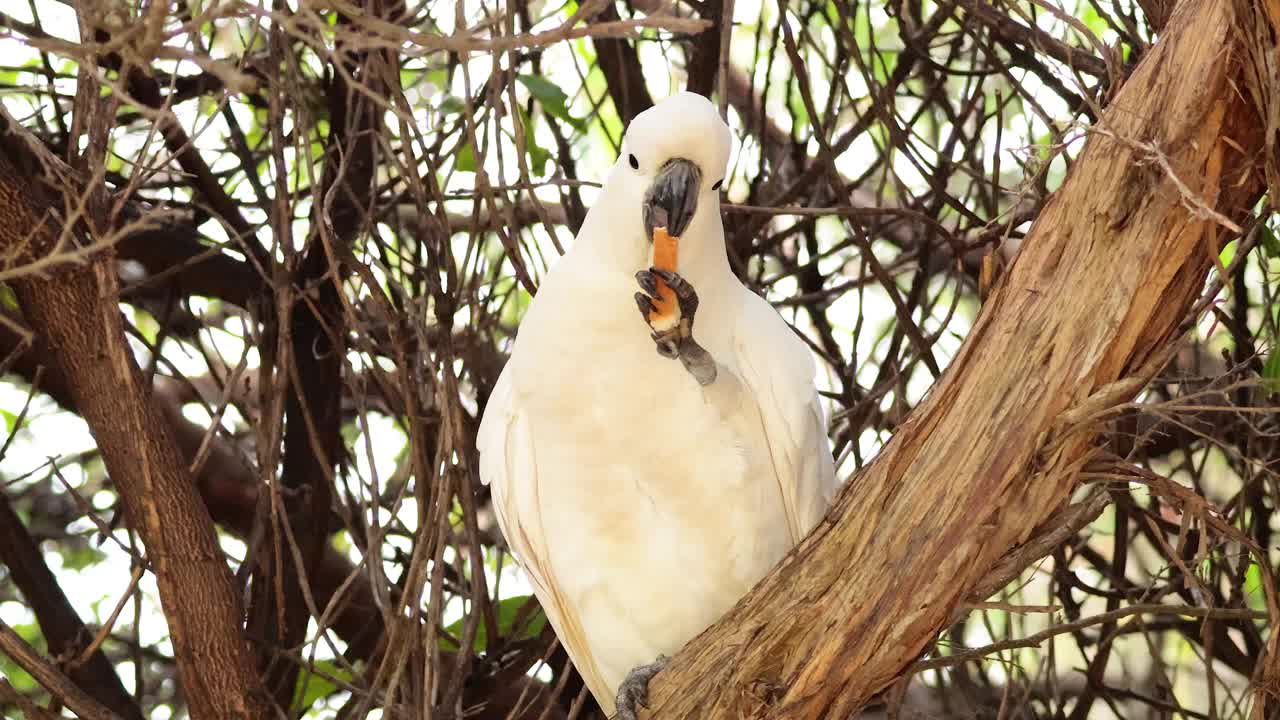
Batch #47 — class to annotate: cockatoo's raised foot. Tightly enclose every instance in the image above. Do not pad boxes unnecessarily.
[614,654,670,720]
[634,269,717,385]
[649,268,698,316]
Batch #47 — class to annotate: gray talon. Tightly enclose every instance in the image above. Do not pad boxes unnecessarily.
[614,655,670,720]
[650,268,698,316]
[635,270,660,298]
[634,292,656,317]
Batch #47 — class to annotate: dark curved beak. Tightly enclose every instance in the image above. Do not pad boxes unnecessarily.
[643,158,702,239]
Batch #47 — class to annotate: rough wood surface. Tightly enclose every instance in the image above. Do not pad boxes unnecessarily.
[0,112,269,718]
[641,0,1269,716]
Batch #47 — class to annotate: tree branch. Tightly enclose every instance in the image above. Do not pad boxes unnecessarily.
[0,109,270,718]
[0,622,124,720]
[0,489,143,720]
[640,0,1270,715]
[593,2,655,125]
[247,3,385,707]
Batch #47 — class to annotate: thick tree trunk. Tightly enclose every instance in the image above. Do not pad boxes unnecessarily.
[0,116,270,718]
[641,0,1274,716]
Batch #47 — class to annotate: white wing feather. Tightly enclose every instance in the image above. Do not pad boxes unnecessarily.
[476,365,613,704]
[732,292,837,542]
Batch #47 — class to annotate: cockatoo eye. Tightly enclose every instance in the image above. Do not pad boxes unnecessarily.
[628,153,640,170]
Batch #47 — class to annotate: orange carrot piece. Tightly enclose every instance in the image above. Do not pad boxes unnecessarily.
[651,226,679,319]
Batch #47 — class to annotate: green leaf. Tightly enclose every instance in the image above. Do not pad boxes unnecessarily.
[787,85,810,131]
[106,148,125,174]
[399,68,422,90]
[425,68,450,90]
[1260,224,1280,257]
[0,284,17,310]
[1219,239,1238,267]
[1263,349,1280,393]
[134,309,160,345]
[292,659,355,710]
[527,139,551,176]
[519,109,551,176]
[500,281,533,328]
[1080,3,1106,36]
[439,595,546,652]
[1,409,16,434]
[456,142,476,172]
[339,419,361,448]
[0,623,43,692]
[439,95,466,116]
[517,75,585,130]
[1245,561,1269,612]
[59,545,105,572]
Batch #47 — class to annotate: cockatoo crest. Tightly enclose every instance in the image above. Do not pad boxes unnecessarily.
[620,92,731,189]
[580,92,733,282]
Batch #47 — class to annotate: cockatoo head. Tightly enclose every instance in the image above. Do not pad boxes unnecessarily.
[615,92,732,246]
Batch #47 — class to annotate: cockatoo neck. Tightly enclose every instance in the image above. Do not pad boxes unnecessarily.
[654,204,730,286]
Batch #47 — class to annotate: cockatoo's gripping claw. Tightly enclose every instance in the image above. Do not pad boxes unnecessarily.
[634,269,716,384]
[613,654,670,720]
[651,269,698,317]
[633,291,657,318]
[635,269,660,298]
[633,292,682,359]
[633,268,698,340]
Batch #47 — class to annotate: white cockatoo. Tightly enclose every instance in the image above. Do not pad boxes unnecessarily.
[478,92,836,717]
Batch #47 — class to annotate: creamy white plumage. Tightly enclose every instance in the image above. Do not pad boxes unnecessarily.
[477,92,836,715]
